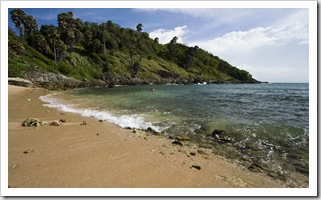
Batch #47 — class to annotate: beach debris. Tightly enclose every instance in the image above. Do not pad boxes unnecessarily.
[49,121,60,126]
[190,151,197,156]
[21,118,42,127]
[23,149,35,154]
[27,99,31,101]
[96,133,99,136]
[59,118,67,123]
[191,164,202,170]
[82,121,88,125]
[9,165,18,170]
[60,112,65,115]
[45,110,51,113]
[98,120,103,122]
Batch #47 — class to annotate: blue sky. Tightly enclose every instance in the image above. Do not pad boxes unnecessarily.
[8,7,309,83]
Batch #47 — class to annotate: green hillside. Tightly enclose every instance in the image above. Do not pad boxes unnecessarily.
[8,9,260,86]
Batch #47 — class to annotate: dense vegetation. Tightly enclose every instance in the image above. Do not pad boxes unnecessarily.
[9,9,258,85]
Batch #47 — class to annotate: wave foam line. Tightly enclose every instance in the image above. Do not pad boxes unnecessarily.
[39,94,164,132]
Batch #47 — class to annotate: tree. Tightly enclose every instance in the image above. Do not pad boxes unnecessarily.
[136,23,143,61]
[10,9,27,40]
[57,12,77,51]
[57,12,75,30]
[154,37,159,44]
[100,23,108,54]
[167,36,179,60]
[24,15,38,36]
[136,23,143,33]
[170,36,178,45]
[41,25,60,69]
[168,36,178,53]
[133,61,140,76]
[65,30,75,51]
[55,39,67,61]
[29,31,49,54]
[184,45,199,69]
[107,20,114,33]
[92,39,104,54]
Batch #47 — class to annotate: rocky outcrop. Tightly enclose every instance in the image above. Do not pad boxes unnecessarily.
[8,77,33,87]
[8,70,263,90]
[21,71,108,90]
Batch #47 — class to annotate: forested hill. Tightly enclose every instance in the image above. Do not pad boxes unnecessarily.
[8,9,261,89]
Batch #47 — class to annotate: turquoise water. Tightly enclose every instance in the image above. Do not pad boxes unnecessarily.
[40,83,309,186]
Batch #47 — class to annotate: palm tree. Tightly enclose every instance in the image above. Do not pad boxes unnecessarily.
[10,9,27,40]
[136,23,143,61]
[136,23,143,33]
[47,26,60,69]
[24,15,38,36]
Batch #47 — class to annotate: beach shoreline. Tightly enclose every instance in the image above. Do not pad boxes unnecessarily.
[7,84,286,189]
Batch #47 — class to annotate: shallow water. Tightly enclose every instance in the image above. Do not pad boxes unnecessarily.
[40,83,309,186]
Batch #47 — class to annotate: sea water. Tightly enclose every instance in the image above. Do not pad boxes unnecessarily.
[40,83,309,186]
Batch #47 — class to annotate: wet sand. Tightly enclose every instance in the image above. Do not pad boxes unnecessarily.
[8,85,285,189]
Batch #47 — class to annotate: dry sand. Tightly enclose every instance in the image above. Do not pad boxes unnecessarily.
[8,85,285,189]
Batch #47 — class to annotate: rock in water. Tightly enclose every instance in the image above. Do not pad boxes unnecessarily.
[211,129,225,136]
[21,118,42,127]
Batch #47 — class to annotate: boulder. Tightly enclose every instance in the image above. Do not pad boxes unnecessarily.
[59,118,67,123]
[172,140,183,146]
[21,118,42,127]
[49,121,60,126]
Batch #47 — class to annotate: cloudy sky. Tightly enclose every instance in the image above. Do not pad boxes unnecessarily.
[8,6,309,83]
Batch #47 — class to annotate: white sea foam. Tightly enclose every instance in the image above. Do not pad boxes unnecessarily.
[39,94,164,132]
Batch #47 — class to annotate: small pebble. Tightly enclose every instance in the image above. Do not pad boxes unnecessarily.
[192,165,201,170]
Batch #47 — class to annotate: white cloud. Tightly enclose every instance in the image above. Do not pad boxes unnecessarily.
[149,25,188,44]
[190,19,308,56]
[238,64,308,83]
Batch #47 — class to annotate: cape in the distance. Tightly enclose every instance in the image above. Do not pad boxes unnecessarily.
[9,9,263,90]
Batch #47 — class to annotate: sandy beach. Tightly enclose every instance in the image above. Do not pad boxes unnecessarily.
[7,85,285,189]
